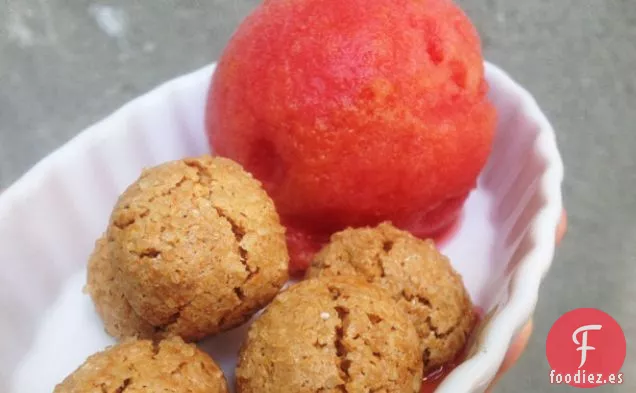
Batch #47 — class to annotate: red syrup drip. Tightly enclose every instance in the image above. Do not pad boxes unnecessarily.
[285,224,330,278]
[420,306,484,393]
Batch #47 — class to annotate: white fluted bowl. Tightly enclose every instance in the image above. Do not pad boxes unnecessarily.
[0,62,563,393]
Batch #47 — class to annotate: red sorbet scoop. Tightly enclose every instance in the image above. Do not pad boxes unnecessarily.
[206,0,496,275]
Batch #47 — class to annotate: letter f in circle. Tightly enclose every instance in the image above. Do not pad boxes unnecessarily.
[572,324,603,369]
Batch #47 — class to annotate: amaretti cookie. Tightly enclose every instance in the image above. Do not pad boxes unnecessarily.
[307,222,474,371]
[54,337,228,393]
[86,156,289,341]
[236,277,423,393]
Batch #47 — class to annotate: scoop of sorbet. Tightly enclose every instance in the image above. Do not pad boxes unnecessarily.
[206,0,496,275]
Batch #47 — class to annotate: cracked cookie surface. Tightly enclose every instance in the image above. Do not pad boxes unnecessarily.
[307,222,474,372]
[53,337,228,393]
[235,277,422,393]
[86,155,289,341]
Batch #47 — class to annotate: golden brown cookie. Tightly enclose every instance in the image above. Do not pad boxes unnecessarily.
[86,235,155,338]
[236,277,423,393]
[307,222,474,372]
[86,155,289,341]
[54,337,228,393]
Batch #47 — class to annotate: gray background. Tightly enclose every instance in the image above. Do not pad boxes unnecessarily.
[1,0,634,391]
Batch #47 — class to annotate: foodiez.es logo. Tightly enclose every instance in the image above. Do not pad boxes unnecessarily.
[546,308,626,388]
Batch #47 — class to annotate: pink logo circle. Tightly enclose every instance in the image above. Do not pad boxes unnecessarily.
[546,308,626,388]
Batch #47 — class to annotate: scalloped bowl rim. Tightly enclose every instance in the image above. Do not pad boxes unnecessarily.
[437,62,564,392]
